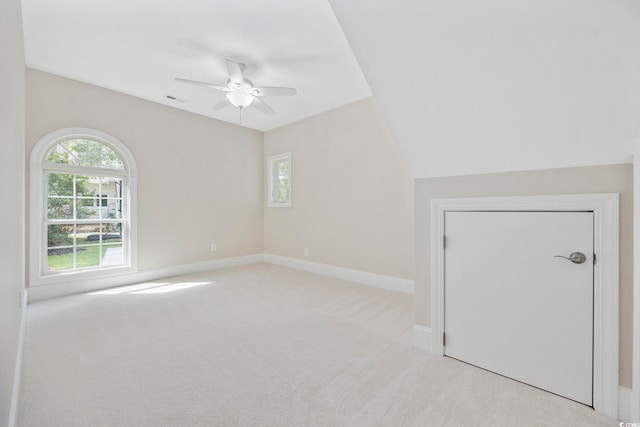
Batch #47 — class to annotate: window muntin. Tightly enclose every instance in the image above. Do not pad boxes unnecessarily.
[46,174,124,221]
[42,138,129,275]
[268,152,291,207]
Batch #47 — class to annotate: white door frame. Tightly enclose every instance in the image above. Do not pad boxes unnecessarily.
[430,193,619,418]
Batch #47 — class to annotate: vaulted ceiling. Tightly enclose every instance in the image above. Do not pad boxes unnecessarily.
[21,0,640,178]
[329,0,640,178]
[21,0,371,132]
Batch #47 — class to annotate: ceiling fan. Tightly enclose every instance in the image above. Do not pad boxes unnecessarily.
[175,59,297,117]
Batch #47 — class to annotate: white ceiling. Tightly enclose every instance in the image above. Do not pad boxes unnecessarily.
[22,0,640,178]
[21,0,371,132]
[330,0,640,178]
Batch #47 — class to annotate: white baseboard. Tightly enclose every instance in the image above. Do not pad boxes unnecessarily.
[9,289,27,427]
[263,254,414,294]
[28,253,414,301]
[619,386,632,422]
[413,324,432,353]
[27,254,264,302]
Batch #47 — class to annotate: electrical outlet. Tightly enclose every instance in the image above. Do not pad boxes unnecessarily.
[211,243,217,252]
[304,248,309,257]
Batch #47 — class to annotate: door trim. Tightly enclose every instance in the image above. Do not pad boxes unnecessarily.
[430,193,619,417]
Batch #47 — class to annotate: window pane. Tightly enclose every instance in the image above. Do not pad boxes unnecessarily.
[104,222,124,238]
[47,224,73,248]
[77,176,112,218]
[76,223,102,238]
[77,198,100,219]
[83,140,101,168]
[47,173,74,196]
[76,246,101,269]
[76,176,98,197]
[99,143,125,169]
[46,249,74,272]
[45,141,78,166]
[47,198,73,219]
[104,199,123,219]
[277,160,290,202]
[44,139,125,169]
[268,155,291,206]
[101,177,124,219]
[100,176,122,195]
[76,224,123,243]
[47,224,74,272]
[102,243,124,266]
[75,223,101,246]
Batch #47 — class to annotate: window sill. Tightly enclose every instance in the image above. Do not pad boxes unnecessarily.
[30,265,137,287]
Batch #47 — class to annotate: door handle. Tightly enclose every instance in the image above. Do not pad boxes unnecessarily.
[554,252,587,264]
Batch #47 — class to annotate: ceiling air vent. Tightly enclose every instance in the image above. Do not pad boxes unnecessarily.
[165,95,185,103]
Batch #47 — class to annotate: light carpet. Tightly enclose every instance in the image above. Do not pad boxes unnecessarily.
[19,263,615,426]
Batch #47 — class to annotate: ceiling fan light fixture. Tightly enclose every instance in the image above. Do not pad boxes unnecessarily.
[176,59,296,118]
[226,92,254,108]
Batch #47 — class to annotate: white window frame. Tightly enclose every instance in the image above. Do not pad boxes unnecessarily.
[29,128,138,286]
[267,152,292,208]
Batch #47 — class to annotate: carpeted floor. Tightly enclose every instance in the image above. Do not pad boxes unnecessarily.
[19,263,615,426]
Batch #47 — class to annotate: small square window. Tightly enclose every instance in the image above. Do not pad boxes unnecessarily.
[268,152,291,207]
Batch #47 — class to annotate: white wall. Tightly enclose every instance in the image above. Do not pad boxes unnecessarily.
[329,0,640,178]
[26,70,264,295]
[414,164,634,387]
[0,0,26,423]
[264,98,414,281]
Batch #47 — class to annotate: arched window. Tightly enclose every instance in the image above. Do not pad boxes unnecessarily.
[30,128,137,285]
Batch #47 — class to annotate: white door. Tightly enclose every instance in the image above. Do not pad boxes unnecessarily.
[444,211,593,406]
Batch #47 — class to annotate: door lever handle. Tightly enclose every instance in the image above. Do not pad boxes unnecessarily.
[554,252,587,264]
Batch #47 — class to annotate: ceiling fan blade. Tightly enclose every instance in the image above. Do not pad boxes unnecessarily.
[249,86,297,97]
[175,78,230,92]
[226,60,245,87]
[251,97,277,116]
[211,98,230,111]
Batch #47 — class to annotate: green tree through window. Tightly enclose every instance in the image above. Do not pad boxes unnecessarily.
[43,138,127,272]
[268,152,291,207]
[277,161,290,202]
